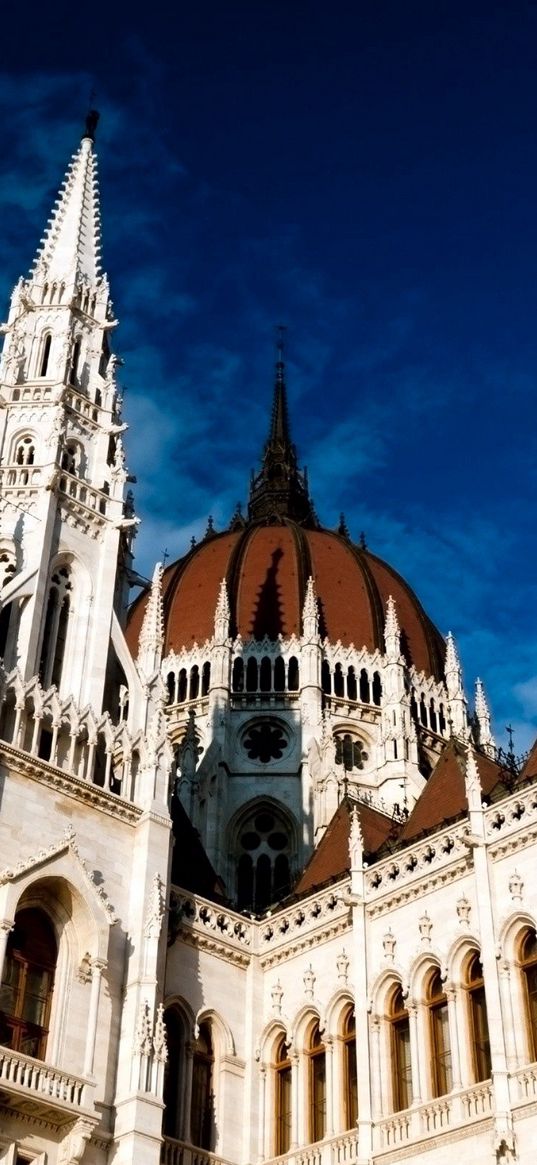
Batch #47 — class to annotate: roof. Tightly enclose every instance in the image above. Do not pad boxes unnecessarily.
[399,738,504,842]
[126,522,447,679]
[295,798,396,894]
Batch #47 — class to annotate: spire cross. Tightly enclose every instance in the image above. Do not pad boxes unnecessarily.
[506,724,515,755]
[162,547,169,567]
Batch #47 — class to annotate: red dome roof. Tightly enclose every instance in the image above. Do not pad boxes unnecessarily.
[126,520,446,681]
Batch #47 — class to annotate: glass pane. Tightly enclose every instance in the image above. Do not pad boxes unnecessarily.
[431,1002,452,1095]
[471,986,491,1081]
[345,1038,358,1127]
[311,1051,326,1141]
[394,1020,412,1110]
[277,1065,292,1154]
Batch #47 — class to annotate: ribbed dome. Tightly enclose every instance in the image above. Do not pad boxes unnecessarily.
[126,520,446,681]
[126,350,446,680]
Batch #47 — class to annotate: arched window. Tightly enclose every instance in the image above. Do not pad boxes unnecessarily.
[427,969,452,1097]
[69,336,82,384]
[274,1035,292,1155]
[321,660,331,695]
[191,1022,214,1150]
[38,565,72,689]
[429,699,438,733]
[15,435,35,466]
[260,656,272,692]
[178,669,187,703]
[465,954,491,1082]
[39,333,52,377]
[0,907,57,1059]
[235,805,293,911]
[307,1022,326,1142]
[246,657,258,693]
[520,930,537,1062]
[347,666,357,701]
[189,665,199,700]
[61,441,82,476]
[335,733,368,772]
[274,655,285,692]
[167,672,176,704]
[232,657,244,692]
[390,986,412,1112]
[334,663,344,697]
[201,661,211,696]
[419,695,428,726]
[288,656,299,692]
[342,1007,357,1129]
[372,671,382,706]
[359,668,370,703]
[163,1006,186,1138]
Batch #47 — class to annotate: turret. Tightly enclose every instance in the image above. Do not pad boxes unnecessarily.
[0,116,135,715]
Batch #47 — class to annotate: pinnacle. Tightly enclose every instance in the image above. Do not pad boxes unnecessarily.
[30,134,103,287]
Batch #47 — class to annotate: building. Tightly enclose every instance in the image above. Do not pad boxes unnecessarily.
[0,119,536,1165]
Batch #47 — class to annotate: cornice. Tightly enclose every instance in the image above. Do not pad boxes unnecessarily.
[0,741,141,824]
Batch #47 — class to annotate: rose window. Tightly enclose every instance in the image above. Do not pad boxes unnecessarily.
[243,721,288,764]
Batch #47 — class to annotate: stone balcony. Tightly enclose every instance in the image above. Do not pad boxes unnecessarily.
[0,1044,96,1128]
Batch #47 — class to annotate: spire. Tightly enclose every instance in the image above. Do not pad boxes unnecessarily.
[30,120,103,288]
[474,677,496,757]
[445,632,463,697]
[384,595,401,660]
[214,578,230,642]
[248,329,317,526]
[302,576,319,640]
[138,563,164,675]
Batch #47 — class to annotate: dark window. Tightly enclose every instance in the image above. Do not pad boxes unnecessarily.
[201,662,211,696]
[428,970,452,1097]
[39,334,51,377]
[308,1024,326,1142]
[163,1007,185,1137]
[390,987,412,1111]
[232,658,244,692]
[466,955,491,1082]
[334,663,344,697]
[359,669,370,703]
[246,657,258,693]
[521,930,537,1062]
[347,667,357,701]
[191,1023,214,1150]
[321,661,331,695]
[372,671,382,706]
[0,908,57,1060]
[243,721,288,763]
[275,1036,292,1155]
[178,669,187,703]
[260,656,272,692]
[288,656,299,692]
[343,1008,357,1128]
[274,656,285,692]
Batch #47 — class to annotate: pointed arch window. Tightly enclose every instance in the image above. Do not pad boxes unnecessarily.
[0,908,57,1060]
[69,336,82,384]
[38,565,72,689]
[520,930,537,1062]
[274,655,285,692]
[15,435,35,466]
[342,1007,357,1129]
[465,954,491,1082]
[427,969,452,1097]
[307,1022,326,1142]
[191,1022,214,1150]
[39,333,52,377]
[232,658,244,692]
[163,1006,186,1138]
[390,986,412,1111]
[235,804,292,911]
[274,1035,292,1155]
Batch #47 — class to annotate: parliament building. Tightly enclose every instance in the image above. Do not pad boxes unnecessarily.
[0,122,535,1165]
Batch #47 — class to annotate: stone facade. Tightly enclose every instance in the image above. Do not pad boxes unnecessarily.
[0,123,535,1165]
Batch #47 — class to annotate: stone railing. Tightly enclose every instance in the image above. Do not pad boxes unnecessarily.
[486,783,537,851]
[364,820,470,908]
[169,889,254,958]
[0,1045,91,1110]
[161,1140,234,1165]
[258,882,350,963]
[375,1081,493,1150]
[510,1062,537,1104]
[58,469,109,516]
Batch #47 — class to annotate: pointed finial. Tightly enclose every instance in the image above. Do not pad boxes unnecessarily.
[384,595,401,660]
[178,709,200,781]
[474,678,495,757]
[338,512,350,538]
[302,576,319,639]
[465,747,483,812]
[445,632,463,693]
[190,536,197,549]
[137,562,164,674]
[214,578,230,641]
[359,531,367,550]
[205,515,215,538]
[349,804,364,870]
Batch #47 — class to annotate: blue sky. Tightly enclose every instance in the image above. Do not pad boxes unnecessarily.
[1,1,536,754]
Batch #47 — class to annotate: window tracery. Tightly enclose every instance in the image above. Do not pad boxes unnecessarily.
[0,908,57,1060]
[38,565,72,689]
[235,804,293,911]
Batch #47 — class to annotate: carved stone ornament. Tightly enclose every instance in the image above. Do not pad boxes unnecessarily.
[134,998,153,1057]
[303,964,316,999]
[383,929,396,960]
[508,869,524,902]
[144,872,165,939]
[456,895,471,926]
[153,1003,168,1063]
[77,951,93,984]
[271,979,284,1014]
[59,1116,95,1164]
[337,948,349,983]
[418,912,433,945]
[349,806,364,870]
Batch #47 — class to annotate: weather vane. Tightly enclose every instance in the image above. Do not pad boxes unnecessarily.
[275,323,287,362]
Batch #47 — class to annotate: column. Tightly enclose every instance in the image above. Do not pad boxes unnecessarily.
[181,1042,194,1142]
[370,1016,383,1118]
[445,984,462,1090]
[498,962,519,1069]
[325,1037,335,1137]
[408,1003,422,1105]
[83,958,106,1076]
[258,1065,267,1161]
[0,920,13,982]
[290,1051,299,1149]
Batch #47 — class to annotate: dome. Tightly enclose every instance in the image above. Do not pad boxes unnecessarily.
[126,350,446,681]
[127,522,446,679]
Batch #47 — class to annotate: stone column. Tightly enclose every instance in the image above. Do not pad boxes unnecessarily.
[290,1050,299,1149]
[370,1015,383,1118]
[258,1065,267,1161]
[0,920,13,982]
[498,961,518,1069]
[407,1003,422,1105]
[83,958,106,1076]
[325,1037,335,1136]
[181,1042,194,1142]
[445,984,462,1091]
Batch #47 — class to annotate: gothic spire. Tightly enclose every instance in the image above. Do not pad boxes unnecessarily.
[248,329,317,526]
[30,115,103,289]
